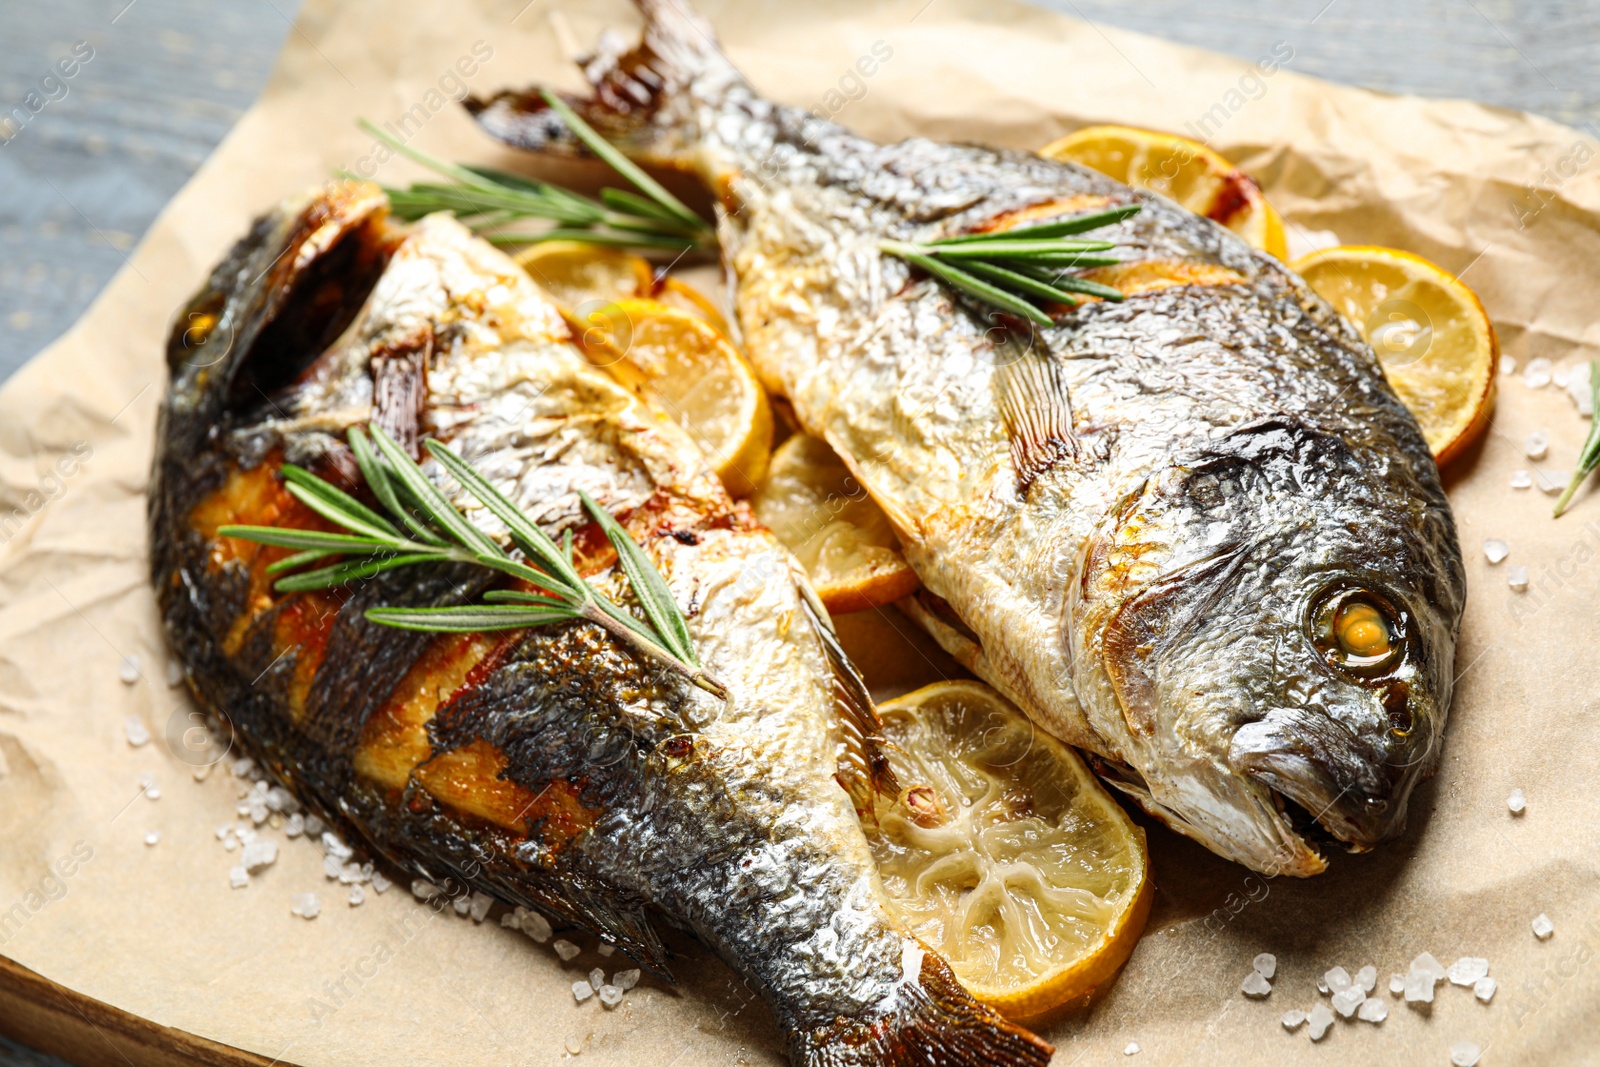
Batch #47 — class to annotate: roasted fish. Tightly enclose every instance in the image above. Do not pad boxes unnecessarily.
[150,184,1052,1065]
[470,0,1467,876]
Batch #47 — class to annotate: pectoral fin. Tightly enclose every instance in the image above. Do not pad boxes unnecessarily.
[995,343,1078,493]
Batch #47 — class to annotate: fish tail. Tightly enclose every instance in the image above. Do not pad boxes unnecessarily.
[466,0,742,171]
[795,950,1054,1067]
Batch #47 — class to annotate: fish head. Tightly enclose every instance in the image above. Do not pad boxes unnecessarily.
[1080,417,1463,875]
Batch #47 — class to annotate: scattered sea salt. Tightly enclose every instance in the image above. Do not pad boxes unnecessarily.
[613,968,640,991]
[572,980,594,1004]
[1241,970,1272,998]
[1355,965,1377,993]
[1474,977,1497,1002]
[223,837,238,852]
[1412,953,1448,981]
[553,939,581,961]
[285,813,304,837]
[1533,913,1554,940]
[1568,362,1596,414]
[229,866,249,889]
[1324,966,1352,994]
[1332,986,1365,1018]
[1123,1042,1140,1056]
[1404,969,1437,1004]
[1357,997,1388,1023]
[240,839,278,873]
[1482,539,1509,564]
[598,943,616,958]
[588,967,605,991]
[1317,977,1329,994]
[124,716,151,747]
[370,871,392,894]
[1253,952,1277,979]
[468,891,493,923]
[290,892,321,919]
[165,660,183,687]
[1555,365,1571,389]
[1499,355,1517,376]
[1537,469,1569,495]
[144,831,160,846]
[303,814,326,836]
[1525,429,1550,459]
[119,655,141,684]
[1507,565,1530,592]
[1307,1004,1334,1041]
[323,855,345,880]
[1281,1010,1306,1030]
[1390,973,1406,995]
[1510,469,1533,490]
[1508,788,1527,814]
[321,831,353,862]
[144,785,161,800]
[521,910,552,943]
[1524,357,1553,389]
[231,756,255,778]
[412,879,442,902]
[598,984,623,1008]
[1448,958,1489,987]
[1451,1040,1481,1067]
[452,895,471,916]
[348,886,365,907]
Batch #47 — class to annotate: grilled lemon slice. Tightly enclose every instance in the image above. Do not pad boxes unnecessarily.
[751,433,919,614]
[587,299,773,497]
[868,681,1152,1018]
[1041,124,1288,259]
[1293,245,1498,466]
[513,241,653,307]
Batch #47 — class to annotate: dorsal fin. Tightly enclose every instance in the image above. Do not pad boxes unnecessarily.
[995,340,1078,493]
[793,569,899,815]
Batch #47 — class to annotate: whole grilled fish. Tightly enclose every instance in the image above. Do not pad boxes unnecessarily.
[470,0,1467,876]
[150,183,1053,1065]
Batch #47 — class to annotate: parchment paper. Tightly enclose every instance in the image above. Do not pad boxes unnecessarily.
[2,0,1598,1063]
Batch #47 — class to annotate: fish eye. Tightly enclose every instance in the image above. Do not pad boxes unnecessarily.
[1310,587,1405,677]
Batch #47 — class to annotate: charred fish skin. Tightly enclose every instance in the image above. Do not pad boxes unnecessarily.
[150,185,1051,1066]
[469,0,1465,876]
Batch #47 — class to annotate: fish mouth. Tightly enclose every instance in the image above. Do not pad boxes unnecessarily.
[1228,706,1417,853]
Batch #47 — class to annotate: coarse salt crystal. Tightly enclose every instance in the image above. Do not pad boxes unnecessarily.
[370,871,392,894]
[1538,469,1570,495]
[119,655,141,684]
[303,814,325,836]
[1281,1010,1306,1030]
[223,837,239,852]
[144,831,160,846]
[469,891,493,923]
[1316,978,1329,994]
[124,717,151,747]
[1357,997,1388,1023]
[285,813,304,837]
[1307,1004,1334,1041]
[598,984,623,1008]
[1253,952,1276,979]
[1411,952,1446,981]
[599,943,616,958]
[1569,363,1597,414]
[1499,355,1517,376]
[1525,429,1550,459]
[412,879,442,901]
[1474,977,1497,1002]
[589,967,605,991]
[1356,965,1377,993]
[323,855,345,880]
[1482,539,1509,564]
[554,939,581,961]
[1511,469,1533,490]
[348,886,365,906]
[1533,913,1554,939]
[231,757,255,778]
[452,895,471,916]
[1241,970,1272,998]
[290,892,321,919]
[145,785,161,800]
[1524,357,1553,388]
[1508,788,1526,814]
[1403,969,1436,1004]
[165,660,183,687]
[241,839,278,873]
[215,824,231,841]
[1555,365,1571,389]
[1123,1043,1140,1056]
[1389,973,1406,995]
[1448,958,1490,986]
[1451,1040,1481,1067]
[571,980,594,1004]
[1507,565,1529,592]
[1324,966,1352,993]
[321,831,353,862]
[229,866,249,889]
[613,968,640,991]
[1331,986,1365,1018]
[522,910,552,943]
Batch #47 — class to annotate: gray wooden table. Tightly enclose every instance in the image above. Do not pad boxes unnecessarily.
[0,1,1587,1064]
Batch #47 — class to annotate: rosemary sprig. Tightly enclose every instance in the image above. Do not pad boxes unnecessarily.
[1553,360,1600,517]
[880,204,1140,326]
[217,424,727,700]
[355,94,713,252]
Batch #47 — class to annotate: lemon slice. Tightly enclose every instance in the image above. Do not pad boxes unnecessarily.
[513,241,652,308]
[587,298,773,497]
[1292,245,1498,466]
[650,274,732,336]
[751,434,919,614]
[868,681,1151,1018]
[1040,124,1288,259]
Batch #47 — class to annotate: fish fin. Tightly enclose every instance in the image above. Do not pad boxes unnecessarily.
[1101,545,1249,737]
[794,946,1052,1067]
[466,0,740,168]
[995,342,1078,493]
[369,327,431,459]
[794,569,899,814]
